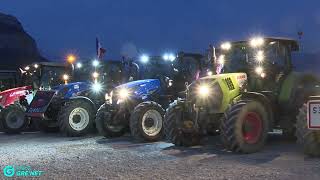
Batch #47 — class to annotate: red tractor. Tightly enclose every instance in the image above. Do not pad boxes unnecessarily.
[0,86,33,133]
[0,62,70,133]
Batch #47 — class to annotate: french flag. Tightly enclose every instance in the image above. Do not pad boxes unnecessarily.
[96,37,106,60]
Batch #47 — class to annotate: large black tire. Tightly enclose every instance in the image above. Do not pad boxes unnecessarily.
[296,104,320,156]
[1,103,28,134]
[32,119,59,133]
[58,100,94,137]
[221,100,269,153]
[130,101,165,142]
[164,100,201,146]
[95,103,127,138]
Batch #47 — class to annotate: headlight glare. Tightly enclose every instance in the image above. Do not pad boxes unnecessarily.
[198,84,210,98]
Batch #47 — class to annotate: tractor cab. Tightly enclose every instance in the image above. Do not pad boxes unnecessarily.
[0,70,18,91]
[100,60,139,89]
[21,62,71,90]
[73,60,139,95]
[171,52,207,94]
[136,53,207,95]
[217,37,299,93]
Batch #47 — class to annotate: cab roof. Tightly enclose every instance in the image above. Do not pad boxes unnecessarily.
[229,37,299,51]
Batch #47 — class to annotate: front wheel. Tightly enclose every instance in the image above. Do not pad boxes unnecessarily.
[220,100,269,153]
[1,103,28,134]
[296,104,320,156]
[164,100,201,146]
[95,104,127,138]
[58,100,94,137]
[130,101,165,142]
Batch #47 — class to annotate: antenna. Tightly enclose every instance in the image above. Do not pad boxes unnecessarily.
[297,30,303,52]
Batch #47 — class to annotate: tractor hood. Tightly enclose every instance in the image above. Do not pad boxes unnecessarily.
[187,73,248,113]
[0,86,32,107]
[52,81,91,98]
[114,79,161,98]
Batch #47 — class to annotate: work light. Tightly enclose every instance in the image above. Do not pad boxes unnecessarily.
[221,42,231,50]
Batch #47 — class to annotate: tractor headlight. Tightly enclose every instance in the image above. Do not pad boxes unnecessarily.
[91,82,102,93]
[118,88,130,100]
[197,84,210,98]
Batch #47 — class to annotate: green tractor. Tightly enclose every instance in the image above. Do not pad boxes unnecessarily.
[164,37,320,153]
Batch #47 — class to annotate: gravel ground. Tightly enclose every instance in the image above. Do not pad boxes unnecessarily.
[0,132,319,180]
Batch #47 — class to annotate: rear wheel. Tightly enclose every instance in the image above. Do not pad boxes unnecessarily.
[296,104,320,156]
[58,100,94,137]
[164,100,201,146]
[95,104,127,138]
[130,101,165,142]
[1,103,28,133]
[221,100,269,153]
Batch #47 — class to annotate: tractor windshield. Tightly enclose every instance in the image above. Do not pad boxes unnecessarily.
[218,41,280,74]
[173,56,202,81]
[73,62,94,82]
[21,64,68,90]
[102,63,124,85]
[39,65,68,89]
[141,57,174,79]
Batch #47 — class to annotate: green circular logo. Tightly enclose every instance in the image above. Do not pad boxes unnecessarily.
[3,165,15,177]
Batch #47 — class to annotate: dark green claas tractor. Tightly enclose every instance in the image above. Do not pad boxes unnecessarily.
[164,37,320,153]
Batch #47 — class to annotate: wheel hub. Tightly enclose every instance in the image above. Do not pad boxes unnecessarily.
[144,118,155,128]
[242,112,263,144]
[68,107,90,131]
[141,109,163,137]
[6,112,24,129]
[72,115,81,124]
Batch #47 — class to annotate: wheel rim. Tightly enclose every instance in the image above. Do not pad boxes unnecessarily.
[68,107,90,131]
[242,112,263,144]
[141,109,163,137]
[6,111,25,129]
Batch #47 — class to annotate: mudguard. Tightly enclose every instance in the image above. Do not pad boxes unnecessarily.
[66,96,96,110]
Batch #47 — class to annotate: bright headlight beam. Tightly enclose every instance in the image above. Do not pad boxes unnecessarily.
[255,66,263,74]
[119,88,130,99]
[250,37,264,47]
[163,54,169,61]
[92,60,99,67]
[218,55,225,65]
[63,74,69,81]
[76,62,82,68]
[198,85,210,98]
[92,82,102,93]
[221,42,231,50]
[168,54,176,61]
[256,50,264,62]
[140,54,149,63]
[92,71,99,78]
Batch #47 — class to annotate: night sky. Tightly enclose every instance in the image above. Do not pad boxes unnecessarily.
[1,0,319,61]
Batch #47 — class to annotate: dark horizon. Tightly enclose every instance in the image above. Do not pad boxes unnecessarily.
[1,0,319,61]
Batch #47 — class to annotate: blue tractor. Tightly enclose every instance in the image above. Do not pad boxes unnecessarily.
[95,52,211,141]
[26,60,139,136]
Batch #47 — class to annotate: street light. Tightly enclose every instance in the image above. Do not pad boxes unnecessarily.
[67,54,76,64]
